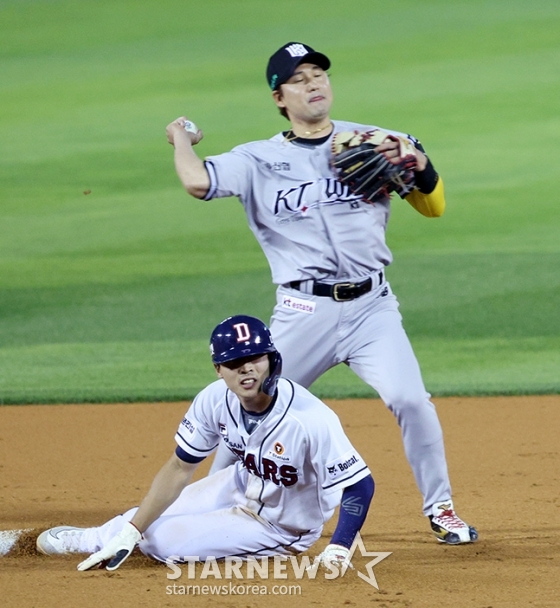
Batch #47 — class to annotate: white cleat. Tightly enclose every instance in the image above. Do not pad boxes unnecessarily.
[429,501,478,544]
[36,526,86,555]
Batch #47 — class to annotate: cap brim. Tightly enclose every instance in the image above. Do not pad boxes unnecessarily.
[297,51,330,71]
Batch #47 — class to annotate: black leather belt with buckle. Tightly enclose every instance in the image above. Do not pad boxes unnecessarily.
[289,271,383,302]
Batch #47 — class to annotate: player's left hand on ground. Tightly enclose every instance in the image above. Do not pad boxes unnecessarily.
[331,129,417,203]
[317,543,354,569]
[77,521,142,572]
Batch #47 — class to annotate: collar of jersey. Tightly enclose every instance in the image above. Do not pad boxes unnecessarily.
[282,131,332,147]
[241,391,278,418]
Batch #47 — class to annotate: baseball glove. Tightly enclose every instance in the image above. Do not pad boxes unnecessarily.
[331,129,418,204]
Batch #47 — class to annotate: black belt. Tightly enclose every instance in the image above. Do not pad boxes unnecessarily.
[289,271,383,302]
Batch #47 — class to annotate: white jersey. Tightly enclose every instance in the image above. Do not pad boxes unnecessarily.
[174,377,370,534]
[204,119,417,285]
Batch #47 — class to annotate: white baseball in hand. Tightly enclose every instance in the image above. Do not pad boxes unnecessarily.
[183,120,198,134]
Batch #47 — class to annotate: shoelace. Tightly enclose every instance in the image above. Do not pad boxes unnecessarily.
[58,529,83,552]
[434,509,467,530]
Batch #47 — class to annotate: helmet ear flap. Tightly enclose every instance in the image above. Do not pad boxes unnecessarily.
[262,351,283,396]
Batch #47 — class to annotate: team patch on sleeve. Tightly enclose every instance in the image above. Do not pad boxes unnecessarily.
[180,416,197,437]
[325,449,364,481]
[281,295,316,314]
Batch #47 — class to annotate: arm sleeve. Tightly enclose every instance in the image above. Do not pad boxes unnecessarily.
[310,407,371,494]
[175,445,206,464]
[405,175,446,217]
[403,140,446,217]
[174,390,221,460]
[330,474,375,548]
[203,147,253,201]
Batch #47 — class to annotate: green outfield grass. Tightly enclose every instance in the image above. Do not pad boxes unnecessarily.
[1,0,559,403]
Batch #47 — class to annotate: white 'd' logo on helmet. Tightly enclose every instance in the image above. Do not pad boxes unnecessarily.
[233,323,251,342]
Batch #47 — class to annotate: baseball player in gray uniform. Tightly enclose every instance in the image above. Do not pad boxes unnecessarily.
[36,316,374,570]
[165,42,477,545]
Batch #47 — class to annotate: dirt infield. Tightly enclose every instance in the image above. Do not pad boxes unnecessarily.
[1,396,559,607]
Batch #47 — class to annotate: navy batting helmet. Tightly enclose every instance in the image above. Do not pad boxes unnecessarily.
[210,315,282,396]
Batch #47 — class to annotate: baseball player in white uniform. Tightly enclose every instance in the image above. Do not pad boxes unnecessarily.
[36,316,374,570]
[164,42,477,544]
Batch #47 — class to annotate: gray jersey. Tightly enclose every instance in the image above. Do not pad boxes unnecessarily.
[204,119,417,285]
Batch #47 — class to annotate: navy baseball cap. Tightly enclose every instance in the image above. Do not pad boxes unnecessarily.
[266,42,331,90]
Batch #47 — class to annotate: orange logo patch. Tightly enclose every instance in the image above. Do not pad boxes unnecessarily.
[274,442,285,455]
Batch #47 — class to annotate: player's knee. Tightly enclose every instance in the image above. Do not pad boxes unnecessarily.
[384,391,435,422]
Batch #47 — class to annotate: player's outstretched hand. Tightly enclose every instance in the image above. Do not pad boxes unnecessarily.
[77,521,142,572]
[317,543,354,570]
